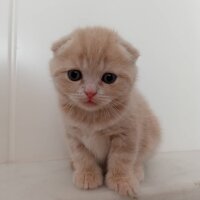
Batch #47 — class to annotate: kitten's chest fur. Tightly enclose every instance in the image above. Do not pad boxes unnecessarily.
[79,127,110,163]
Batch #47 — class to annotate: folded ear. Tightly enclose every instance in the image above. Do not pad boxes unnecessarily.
[51,35,72,55]
[118,38,140,63]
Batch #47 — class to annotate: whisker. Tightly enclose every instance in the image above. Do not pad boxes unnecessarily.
[62,101,75,114]
[110,106,121,118]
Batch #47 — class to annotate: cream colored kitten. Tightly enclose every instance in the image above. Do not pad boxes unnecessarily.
[50,27,160,197]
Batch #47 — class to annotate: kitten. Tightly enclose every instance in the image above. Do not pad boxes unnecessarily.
[50,27,160,197]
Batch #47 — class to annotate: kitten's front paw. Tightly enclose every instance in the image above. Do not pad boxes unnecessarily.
[106,172,139,197]
[73,167,103,189]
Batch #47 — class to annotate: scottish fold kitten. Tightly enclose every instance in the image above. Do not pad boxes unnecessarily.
[50,27,160,197]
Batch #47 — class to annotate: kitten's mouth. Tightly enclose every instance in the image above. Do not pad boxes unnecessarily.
[79,99,99,110]
[79,99,109,111]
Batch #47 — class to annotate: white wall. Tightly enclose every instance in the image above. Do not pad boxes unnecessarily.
[0,0,10,163]
[1,0,200,163]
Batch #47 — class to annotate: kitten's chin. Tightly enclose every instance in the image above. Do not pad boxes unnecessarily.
[78,101,106,112]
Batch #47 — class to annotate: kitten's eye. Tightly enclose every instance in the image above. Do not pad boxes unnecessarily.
[101,73,117,84]
[67,70,82,81]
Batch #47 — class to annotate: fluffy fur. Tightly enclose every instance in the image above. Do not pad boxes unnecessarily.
[50,27,160,197]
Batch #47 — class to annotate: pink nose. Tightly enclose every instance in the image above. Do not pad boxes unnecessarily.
[85,91,97,99]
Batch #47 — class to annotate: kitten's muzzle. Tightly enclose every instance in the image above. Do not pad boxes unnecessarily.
[85,91,97,99]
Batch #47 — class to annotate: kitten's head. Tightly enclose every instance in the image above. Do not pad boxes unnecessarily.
[50,27,139,114]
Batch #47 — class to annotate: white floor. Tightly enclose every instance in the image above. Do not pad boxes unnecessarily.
[0,151,200,200]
